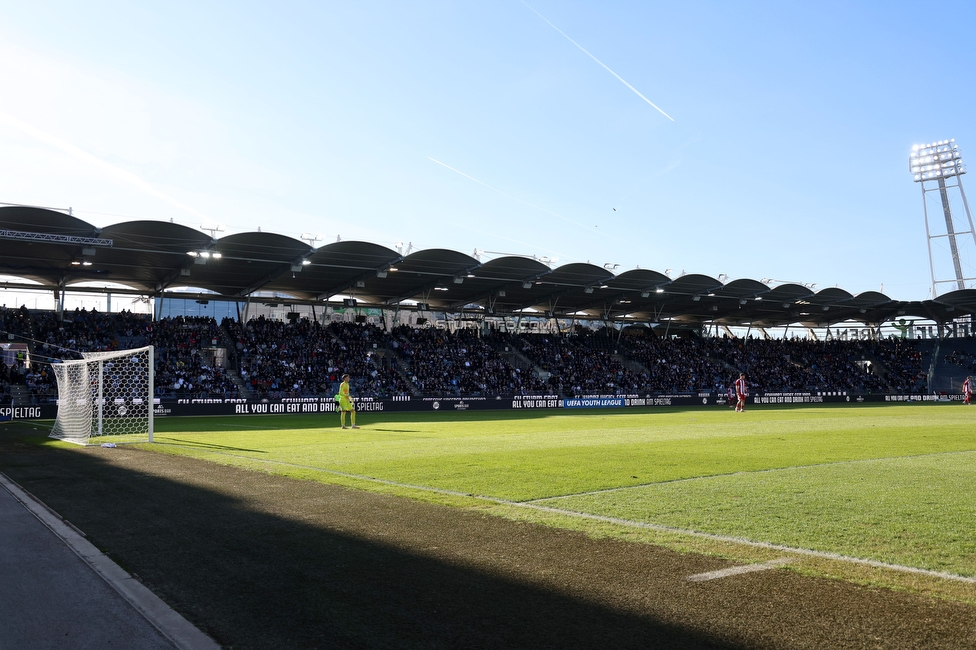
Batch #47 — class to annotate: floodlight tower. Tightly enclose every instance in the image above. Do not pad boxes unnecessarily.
[910,139,976,296]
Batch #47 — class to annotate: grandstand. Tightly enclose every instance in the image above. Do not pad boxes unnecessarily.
[0,305,945,408]
[0,204,971,412]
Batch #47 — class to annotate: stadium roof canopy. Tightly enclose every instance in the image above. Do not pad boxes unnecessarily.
[1,205,973,329]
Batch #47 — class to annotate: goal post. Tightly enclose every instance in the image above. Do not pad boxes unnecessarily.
[49,345,154,445]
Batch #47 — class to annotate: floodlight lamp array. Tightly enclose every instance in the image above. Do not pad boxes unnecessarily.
[910,139,965,181]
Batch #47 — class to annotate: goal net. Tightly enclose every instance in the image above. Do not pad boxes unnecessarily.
[49,346,154,445]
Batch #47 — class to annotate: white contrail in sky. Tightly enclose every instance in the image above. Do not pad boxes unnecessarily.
[427,158,571,257]
[0,110,212,221]
[428,156,576,223]
[520,1,674,122]
[427,156,586,228]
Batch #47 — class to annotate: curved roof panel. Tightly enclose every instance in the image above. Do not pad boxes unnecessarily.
[433,256,552,311]
[3,205,976,328]
[476,256,551,281]
[715,278,771,300]
[607,268,672,292]
[181,232,312,297]
[764,284,815,304]
[264,240,402,300]
[664,273,723,296]
[357,248,481,306]
[96,220,214,292]
[541,262,614,288]
[849,290,893,307]
[933,289,976,310]
[808,287,855,305]
[0,207,104,286]
[0,206,98,236]
[524,263,615,315]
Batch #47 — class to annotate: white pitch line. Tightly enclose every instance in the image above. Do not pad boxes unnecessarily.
[154,445,976,585]
[509,502,976,585]
[523,449,976,504]
[687,558,791,583]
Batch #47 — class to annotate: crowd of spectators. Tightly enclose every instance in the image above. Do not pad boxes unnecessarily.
[0,307,938,404]
[330,321,413,397]
[487,329,925,397]
[5,307,153,402]
[942,346,976,375]
[868,339,926,393]
[392,327,547,395]
[0,356,21,403]
[620,334,729,393]
[150,316,239,398]
[1,308,239,401]
[225,317,411,399]
[502,330,645,396]
[32,308,150,362]
[0,306,31,403]
[697,337,895,394]
[0,305,32,339]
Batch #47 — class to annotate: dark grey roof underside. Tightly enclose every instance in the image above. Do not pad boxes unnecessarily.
[0,206,967,328]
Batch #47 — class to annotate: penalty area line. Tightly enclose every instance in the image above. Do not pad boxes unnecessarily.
[507,502,976,585]
[161,445,976,586]
[523,449,976,504]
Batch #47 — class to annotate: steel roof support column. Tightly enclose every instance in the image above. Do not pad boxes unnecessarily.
[911,140,973,296]
[937,177,966,290]
[55,280,65,319]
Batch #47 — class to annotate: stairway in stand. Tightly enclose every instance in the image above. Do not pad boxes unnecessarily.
[8,384,31,406]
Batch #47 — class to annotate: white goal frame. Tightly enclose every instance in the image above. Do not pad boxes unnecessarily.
[49,345,155,446]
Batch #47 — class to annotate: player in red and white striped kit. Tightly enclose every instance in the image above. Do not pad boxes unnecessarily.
[735,373,748,413]
[964,376,972,405]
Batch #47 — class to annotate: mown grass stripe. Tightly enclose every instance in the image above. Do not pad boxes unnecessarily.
[155,443,976,585]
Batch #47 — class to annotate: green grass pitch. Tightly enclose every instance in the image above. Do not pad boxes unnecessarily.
[133,403,976,580]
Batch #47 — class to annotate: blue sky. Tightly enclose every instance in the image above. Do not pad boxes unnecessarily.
[0,1,974,301]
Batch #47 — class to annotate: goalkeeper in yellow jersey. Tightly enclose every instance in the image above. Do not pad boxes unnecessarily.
[337,374,359,429]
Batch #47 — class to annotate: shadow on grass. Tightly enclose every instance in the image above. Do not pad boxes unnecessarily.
[0,424,744,650]
[353,427,430,434]
[151,407,668,434]
[154,438,268,453]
